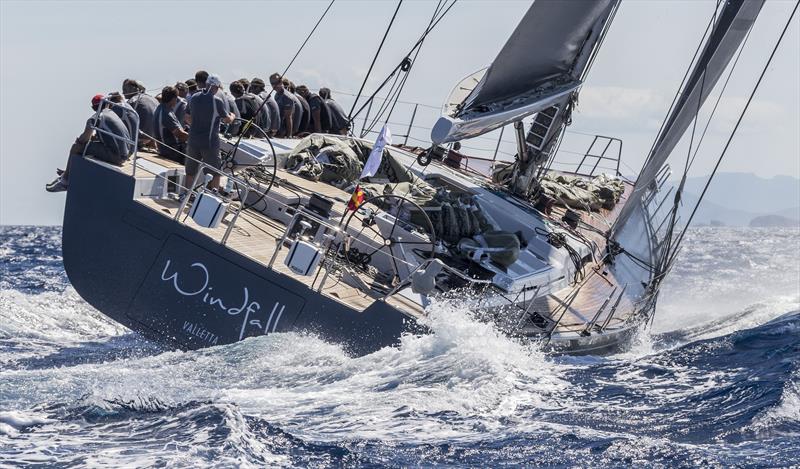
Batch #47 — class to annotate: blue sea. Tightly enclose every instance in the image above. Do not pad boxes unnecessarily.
[1,225,798,468]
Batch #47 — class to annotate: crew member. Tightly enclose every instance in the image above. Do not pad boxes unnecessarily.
[229,81,266,137]
[122,79,159,147]
[153,86,189,163]
[250,77,280,136]
[174,81,189,126]
[295,85,330,133]
[445,142,466,169]
[195,70,240,135]
[270,73,302,138]
[184,74,235,192]
[320,87,349,135]
[107,91,137,139]
[46,94,133,192]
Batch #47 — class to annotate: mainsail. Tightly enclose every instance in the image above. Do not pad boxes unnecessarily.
[613,0,765,232]
[431,0,619,145]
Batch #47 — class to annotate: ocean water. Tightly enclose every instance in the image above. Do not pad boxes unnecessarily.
[1,225,798,468]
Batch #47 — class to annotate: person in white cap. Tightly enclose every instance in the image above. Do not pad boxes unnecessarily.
[183,73,235,192]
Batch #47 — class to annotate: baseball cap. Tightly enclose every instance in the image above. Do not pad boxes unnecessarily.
[91,94,105,106]
[207,74,222,87]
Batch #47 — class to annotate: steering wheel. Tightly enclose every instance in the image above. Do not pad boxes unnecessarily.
[341,194,436,281]
[224,118,278,208]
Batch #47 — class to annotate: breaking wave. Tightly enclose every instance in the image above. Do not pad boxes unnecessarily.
[1,226,798,467]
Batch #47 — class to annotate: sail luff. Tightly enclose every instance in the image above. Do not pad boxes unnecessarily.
[613,0,765,233]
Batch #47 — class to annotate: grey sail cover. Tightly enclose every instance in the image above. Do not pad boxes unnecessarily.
[459,0,618,114]
[614,0,764,232]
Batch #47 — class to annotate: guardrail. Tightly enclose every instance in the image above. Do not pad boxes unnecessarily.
[108,118,631,336]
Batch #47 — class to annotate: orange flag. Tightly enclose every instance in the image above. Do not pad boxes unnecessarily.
[348,184,365,211]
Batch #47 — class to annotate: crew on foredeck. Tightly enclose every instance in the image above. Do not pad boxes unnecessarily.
[270,73,302,138]
[320,88,349,135]
[46,94,133,192]
[295,85,331,134]
[288,80,312,135]
[229,80,267,137]
[249,77,280,136]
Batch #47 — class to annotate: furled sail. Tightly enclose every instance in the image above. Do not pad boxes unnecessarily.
[613,0,765,232]
[431,0,619,144]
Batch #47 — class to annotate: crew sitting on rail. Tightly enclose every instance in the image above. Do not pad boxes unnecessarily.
[249,77,280,137]
[184,74,235,193]
[122,79,159,148]
[270,73,302,138]
[153,86,189,164]
[46,94,133,193]
[295,85,331,134]
[319,87,349,135]
[107,91,138,140]
[229,81,267,137]
[286,79,311,135]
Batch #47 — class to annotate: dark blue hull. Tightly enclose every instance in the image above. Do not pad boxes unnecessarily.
[62,156,417,356]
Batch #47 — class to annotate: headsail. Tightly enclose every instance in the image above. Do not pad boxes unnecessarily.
[431,0,619,145]
[613,0,765,232]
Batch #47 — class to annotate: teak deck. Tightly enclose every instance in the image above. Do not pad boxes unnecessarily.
[111,150,637,336]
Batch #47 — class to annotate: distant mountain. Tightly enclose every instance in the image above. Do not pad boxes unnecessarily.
[749,214,800,228]
[667,172,799,227]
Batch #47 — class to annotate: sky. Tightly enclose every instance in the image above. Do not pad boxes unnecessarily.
[1,0,798,225]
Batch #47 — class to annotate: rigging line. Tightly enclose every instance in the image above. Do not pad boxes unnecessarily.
[362,0,450,135]
[360,71,403,137]
[378,0,444,130]
[632,0,723,183]
[348,0,404,122]
[349,0,458,123]
[657,3,720,274]
[229,0,335,169]
[279,0,336,87]
[686,25,754,173]
[666,0,799,269]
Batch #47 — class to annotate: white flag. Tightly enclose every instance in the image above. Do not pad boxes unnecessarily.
[360,125,392,180]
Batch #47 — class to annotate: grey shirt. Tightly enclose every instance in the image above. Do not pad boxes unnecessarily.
[127,93,159,139]
[153,102,184,158]
[235,93,269,137]
[275,90,302,135]
[259,91,281,133]
[91,108,132,158]
[306,93,331,133]
[186,89,229,149]
[326,97,349,134]
[110,100,137,139]
[295,93,311,133]
[221,91,241,135]
[174,96,188,127]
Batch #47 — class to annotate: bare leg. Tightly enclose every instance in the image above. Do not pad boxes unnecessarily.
[208,174,221,191]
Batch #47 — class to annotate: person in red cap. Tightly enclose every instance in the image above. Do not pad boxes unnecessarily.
[46,94,134,192]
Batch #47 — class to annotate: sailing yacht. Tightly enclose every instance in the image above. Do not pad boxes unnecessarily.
[58,0,770,355]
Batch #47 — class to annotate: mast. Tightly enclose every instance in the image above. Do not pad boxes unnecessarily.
[613,0,765,233]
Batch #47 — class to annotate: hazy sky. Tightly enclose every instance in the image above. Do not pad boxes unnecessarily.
[1,0,798,225]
